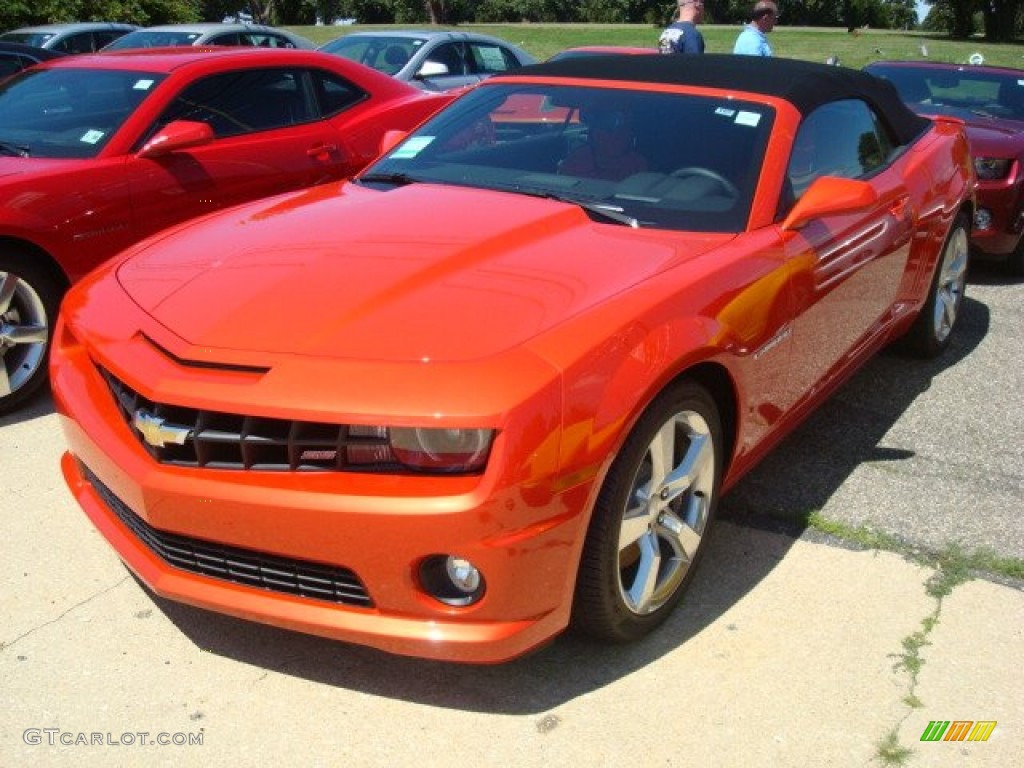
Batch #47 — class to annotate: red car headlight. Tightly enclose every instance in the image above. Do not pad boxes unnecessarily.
[389,427,494,473]
[973,157,1012,180]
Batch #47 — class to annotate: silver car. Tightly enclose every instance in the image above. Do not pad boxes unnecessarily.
[0,22,138,54]
[318,30,536,91]
[103,23,314,51]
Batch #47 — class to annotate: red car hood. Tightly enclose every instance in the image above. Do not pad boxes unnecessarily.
[0,156,78,180]
[116,183,728,362]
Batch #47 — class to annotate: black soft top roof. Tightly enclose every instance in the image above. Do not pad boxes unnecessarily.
[510,53,930,145]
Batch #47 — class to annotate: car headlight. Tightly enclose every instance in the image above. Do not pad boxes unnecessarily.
[389,427,494,473]
[974,157,1012,180]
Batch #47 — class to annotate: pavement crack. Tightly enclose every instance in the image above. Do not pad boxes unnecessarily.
[0,576,130,652]
[873,543,980,766]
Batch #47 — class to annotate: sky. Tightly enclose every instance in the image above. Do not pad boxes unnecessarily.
[916,0,928,23]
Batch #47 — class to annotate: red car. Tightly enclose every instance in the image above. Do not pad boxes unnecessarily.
[866,61,1024,274]
[0,47,452,413]
[53,55,973,663]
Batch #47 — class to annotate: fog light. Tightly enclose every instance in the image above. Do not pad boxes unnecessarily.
[419,555,485,606]
[975,208,993,231]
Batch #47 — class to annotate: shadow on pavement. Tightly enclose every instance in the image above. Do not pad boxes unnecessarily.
[148,519,794,715]
[719,293,988,529]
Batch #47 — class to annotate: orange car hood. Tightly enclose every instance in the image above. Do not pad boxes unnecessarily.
[117,182,728,362]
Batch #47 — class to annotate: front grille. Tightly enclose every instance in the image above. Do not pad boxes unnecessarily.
[82,465,373,607]
[100,368,399,472]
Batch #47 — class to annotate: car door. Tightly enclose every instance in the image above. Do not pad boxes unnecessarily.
[780,99,915,404]
[126,66,365,241]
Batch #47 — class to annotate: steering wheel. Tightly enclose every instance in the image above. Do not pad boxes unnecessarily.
[670,166,739,198]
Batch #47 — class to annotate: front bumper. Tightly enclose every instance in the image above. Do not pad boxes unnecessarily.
[51,322,592,664]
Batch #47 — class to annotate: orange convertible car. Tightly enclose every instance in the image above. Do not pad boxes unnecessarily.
[53,55,974,663]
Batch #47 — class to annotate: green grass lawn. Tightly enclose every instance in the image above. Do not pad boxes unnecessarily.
[289,23,1024,70]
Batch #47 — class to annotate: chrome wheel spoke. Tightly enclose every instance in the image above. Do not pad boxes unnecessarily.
[0,269,50,398]
[623,529,660,612]
[1,322,48,345]
[0,272,17,315]
[617,406,716,616]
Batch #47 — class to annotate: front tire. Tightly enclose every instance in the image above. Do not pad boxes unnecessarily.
[0,253,63,415]
[901,212,969,358]
[572,380,723,643]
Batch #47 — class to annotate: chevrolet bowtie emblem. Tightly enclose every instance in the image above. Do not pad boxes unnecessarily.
[132,408,191,449]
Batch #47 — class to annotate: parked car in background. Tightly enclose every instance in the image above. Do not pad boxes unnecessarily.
[318,29,536,92]
[866,60,1024,274]
[0,47,453,414]
[52,55,973,663]
[0,22,137,53]
[0,41,65,77]
[103,22,314,51]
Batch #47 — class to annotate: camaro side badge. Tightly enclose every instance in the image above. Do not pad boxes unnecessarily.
[132,409,191,449]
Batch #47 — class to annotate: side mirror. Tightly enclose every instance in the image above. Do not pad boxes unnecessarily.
[416,61,449,79]
[137,120,215,158]
[378,129,407,156]
[781,176,878,231]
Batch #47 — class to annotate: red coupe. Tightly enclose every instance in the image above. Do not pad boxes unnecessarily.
[0,47,452,413]
[53,55,974,663]
[866,60,1024,274]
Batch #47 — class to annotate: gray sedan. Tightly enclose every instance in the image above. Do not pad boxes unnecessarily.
[318,29,536,92]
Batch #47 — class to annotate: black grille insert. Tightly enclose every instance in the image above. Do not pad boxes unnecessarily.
[82,464,373,607]
[100,368,399,472]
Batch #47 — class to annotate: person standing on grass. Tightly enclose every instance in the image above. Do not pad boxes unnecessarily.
[659,0,706,54]
[733,0,779,56]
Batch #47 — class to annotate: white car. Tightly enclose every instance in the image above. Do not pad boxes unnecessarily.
[103,23,314,51]
[0,22,138,54]
[319,29,536,92]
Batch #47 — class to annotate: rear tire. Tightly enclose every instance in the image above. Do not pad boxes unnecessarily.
[0,253,63,415]
[900,212,969,358]
[571,380,723,643]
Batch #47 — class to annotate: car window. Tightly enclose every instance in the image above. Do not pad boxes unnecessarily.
[245,33,298,49]
[424,43,465,76]
[0,68,163,158]
[148,68,318,140]
[94,30,129,48]
[54,32,96,55]
[466,44,520,76]
[206,32,245,46]
[362,83,774,233]
[785,99,894,204]
[310,69,367,118]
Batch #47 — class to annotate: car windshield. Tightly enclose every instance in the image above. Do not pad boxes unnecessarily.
[358,82,774,233]
[320,35,428,74]
[104,31,203,50]
[869,64,1024,122]
[0,67,165,158]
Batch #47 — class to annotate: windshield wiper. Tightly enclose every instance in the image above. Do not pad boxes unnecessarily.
[514,187,639,228]
[0,140,31,157]
[357,171,421,187]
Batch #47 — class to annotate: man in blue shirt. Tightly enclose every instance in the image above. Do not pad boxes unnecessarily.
[659,0,706,54]
[734,1,779,56]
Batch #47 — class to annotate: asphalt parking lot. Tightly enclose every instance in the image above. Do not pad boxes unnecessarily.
[1,264,1021,767]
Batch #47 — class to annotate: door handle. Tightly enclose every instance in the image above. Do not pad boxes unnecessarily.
[307,144,338,160]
